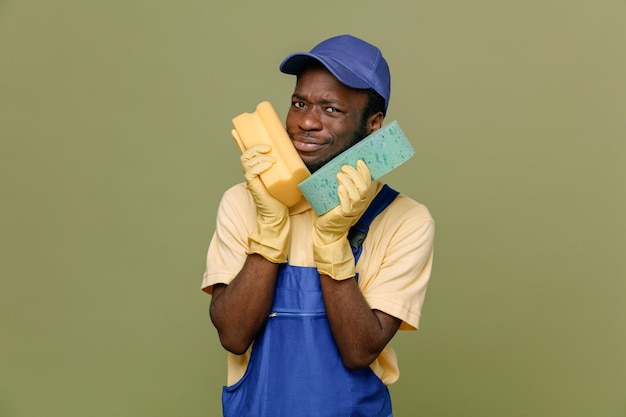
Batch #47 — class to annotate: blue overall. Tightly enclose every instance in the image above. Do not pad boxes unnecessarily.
[222,185,399,417]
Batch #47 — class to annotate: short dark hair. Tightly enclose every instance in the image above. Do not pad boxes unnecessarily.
[363,88,386,120]
[353,88,386,145]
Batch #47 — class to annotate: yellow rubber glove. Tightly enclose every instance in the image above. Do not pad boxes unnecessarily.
[241,144,290,263]
[312,160,376,280]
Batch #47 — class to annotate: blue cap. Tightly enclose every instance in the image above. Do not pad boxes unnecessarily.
[279,34,391,112]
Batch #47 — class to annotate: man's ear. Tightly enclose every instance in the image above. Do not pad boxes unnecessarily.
[367,112,384,133]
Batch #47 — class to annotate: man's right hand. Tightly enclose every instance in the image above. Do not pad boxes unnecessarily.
[241,144,290,263]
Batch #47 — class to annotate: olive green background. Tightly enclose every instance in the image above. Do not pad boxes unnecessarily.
[1,1,624,416]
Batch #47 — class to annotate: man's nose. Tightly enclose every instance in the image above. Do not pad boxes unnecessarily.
[298,108,323,131]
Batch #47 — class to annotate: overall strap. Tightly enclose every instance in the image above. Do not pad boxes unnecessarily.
[348,184,400,264]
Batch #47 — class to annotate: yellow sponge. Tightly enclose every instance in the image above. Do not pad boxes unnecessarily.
[231,101,311,207]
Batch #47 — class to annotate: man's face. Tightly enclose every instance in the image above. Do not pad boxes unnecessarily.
[286,65,373,173]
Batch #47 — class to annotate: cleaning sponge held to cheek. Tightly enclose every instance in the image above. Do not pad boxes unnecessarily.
[297,121,415,216]
[231,101,311,207]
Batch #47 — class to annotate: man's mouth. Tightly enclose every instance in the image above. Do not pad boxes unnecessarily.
[290,135,327,154]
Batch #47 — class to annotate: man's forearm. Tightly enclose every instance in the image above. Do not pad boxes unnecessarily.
[320,274,401,369]
[210,253,279,354]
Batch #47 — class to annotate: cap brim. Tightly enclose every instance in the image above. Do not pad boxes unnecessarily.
[279,53,371,90]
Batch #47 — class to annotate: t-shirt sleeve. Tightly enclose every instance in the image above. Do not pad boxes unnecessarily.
[201,184,254,294]
[359,196,435,331]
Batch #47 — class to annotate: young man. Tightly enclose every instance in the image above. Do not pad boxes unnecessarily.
[202,34,435,417]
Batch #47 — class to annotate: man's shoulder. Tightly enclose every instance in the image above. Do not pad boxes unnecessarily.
[217,182,254,214]
[223,181,248,195]
[393,194,433,221]
[220,182,251,202]
[380,185,434,225]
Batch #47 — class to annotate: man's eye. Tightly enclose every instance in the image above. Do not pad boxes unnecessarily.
[325,107,339,113]
[293,101,305,109]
